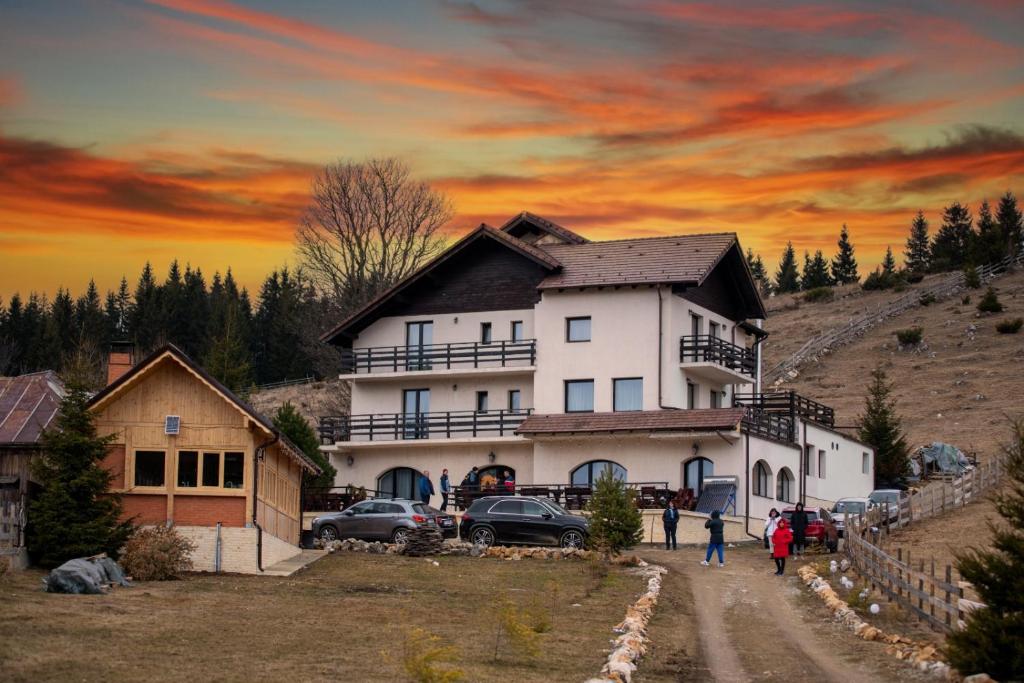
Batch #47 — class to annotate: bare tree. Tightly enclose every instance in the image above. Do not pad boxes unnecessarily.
[296,157,453,315]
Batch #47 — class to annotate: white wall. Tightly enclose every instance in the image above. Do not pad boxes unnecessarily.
[351,375,533,418]
[176,525,301,574]
[802,422,874,503]
[354,309,535,350]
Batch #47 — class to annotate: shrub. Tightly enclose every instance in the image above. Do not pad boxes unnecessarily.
[584,469,643,555]
[895,327,923,346]
[118,525,196,581]
[402,628,464,683]
[905,271,925,284]
[802,286,834,303]
[963,266,981,289]
[918,293,937,306]
[996,318,1023,334]
[862,269,904,291]
[494,599,540,661]
[977,288,1004,313]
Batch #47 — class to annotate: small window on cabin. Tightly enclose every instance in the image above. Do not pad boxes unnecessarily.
[134,450,165,487]
[223,452,245,489]
[566,317,591,342]
[511,320,524,342]
[481,322,492,344]
[202,452,221,487]
[177,451,199,488]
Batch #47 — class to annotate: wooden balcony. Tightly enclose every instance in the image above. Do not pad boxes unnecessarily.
[733,391,836,443]
[679,335,756,384]
[340,340,536,380]
[319,409,533,444]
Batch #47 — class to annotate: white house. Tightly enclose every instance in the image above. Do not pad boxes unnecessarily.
[319,212,873,533]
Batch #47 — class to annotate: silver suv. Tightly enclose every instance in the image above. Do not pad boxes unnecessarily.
[312,498,437,544]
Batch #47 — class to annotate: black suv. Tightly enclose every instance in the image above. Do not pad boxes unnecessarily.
[459,496,588,548]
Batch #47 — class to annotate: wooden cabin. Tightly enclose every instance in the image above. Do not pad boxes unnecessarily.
[88,344,320,574]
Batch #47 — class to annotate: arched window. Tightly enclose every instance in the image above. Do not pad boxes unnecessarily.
[570,460,626,487]
[752,460,772,498]
[776,467,794,503]
[683,457,714,496]
[377,467,423,500]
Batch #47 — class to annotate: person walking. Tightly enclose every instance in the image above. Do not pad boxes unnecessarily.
[662,500,680,550]
[418,470,435,505]
[772,518,793,575]
[790,502,809,557]
[700,510,726,567]
[764,508,781,555]
[439,469,450,511]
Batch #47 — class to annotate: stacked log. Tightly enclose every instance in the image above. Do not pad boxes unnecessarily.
[399,527,445,557]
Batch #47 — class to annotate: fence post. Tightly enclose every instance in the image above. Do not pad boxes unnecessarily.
[917,558,925,622]
[945,565,953,629]
[897,548,903,600]
[930,558,936,621]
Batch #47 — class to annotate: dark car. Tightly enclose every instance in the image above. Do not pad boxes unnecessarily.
[426,506,458,539]
[459,496,588,549]
[312,498,437,544]
[781,506,838,552]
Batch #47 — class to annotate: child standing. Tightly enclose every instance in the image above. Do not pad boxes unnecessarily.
[772,518,793,575]
[700,510,726,567]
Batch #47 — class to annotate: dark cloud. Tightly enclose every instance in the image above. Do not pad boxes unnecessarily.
[892,173,968,193]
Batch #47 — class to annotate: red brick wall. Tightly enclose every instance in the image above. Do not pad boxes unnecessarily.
[102,444,125,489]
[174,496,246,527]
[121,494,167,525]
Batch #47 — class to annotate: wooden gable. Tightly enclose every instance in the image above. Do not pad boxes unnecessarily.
[675,243,766,321]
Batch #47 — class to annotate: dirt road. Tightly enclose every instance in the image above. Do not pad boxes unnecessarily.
[637,544,930,682]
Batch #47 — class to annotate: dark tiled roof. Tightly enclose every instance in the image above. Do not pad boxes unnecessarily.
[695,480,737,514]
[516,408,744,435]
[536,233,737,289]
[483,224,563,268]
[0,371,65,446]
[500,211,590,244]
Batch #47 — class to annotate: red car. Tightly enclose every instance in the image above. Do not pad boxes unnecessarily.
[781,506,838,552]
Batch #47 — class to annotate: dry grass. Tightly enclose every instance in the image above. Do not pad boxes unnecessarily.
[0,553,644,683]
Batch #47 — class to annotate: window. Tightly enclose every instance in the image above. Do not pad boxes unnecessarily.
[570,460,626,486]
[710,390,721,409]
[690,313,703,336]
[566,316,591,342]
[687,381,698,409]
[491,500,523,514]
[862,452,870,475]
[202,452,220,487]
[481,322,492,344]
[613,378,643,411]
[804,445,815,477]
[508,389,521,412]
[177,451,199,487]
[402,388,430,439]
[347,501,374,514]
[564,380,594,412]
[776,467,794,503]
[377,467,424,500]
[818,450,826,479]
[753,460,772,497]
[476,391,489,413]
[405,321,433,370]
[709,321,719,338]
[683,457,714,496]
[522,500,549,516]
[134,450,165,487]
[223,452,244,489]
[510,320,524,342]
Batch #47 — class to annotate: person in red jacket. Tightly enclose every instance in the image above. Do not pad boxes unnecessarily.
[772,518,793,576]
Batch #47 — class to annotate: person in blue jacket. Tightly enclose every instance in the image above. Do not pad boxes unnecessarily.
[418,471,435,505]
[439,469,451,511]
[662,500,680,550]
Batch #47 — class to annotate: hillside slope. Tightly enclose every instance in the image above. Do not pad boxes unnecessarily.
[249,378,350,429]
[762,270,1024,460]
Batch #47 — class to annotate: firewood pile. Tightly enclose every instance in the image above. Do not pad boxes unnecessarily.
[399,527,445,556]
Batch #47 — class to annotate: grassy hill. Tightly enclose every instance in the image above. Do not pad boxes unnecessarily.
[762,270,1024,461]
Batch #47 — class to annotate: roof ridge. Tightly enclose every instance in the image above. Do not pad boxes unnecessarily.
[542,231,737,247]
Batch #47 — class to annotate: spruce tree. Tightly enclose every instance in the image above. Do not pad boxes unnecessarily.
[831,224,859,284]
[775,242,800,294]
[858,367,911,488]
[584,468,643,555]
[973,199,1002,265]
[904,211,931,273]
[802,250,833,289]
[131,262,162,353]
[204,302,253,393]
[745,248,770,294]
[27,382,134,567]
[931,202,974,272]
[996,191,1023,258]
[881,246,897,275]
[273,402,336,489]
[945,419,1024,680]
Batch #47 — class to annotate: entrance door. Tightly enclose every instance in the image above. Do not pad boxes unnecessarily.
[683,457,714,496]
[402,389,430,439]
[406,321,433,370]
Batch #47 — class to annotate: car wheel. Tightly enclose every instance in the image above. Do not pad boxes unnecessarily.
[560,529,585,549]
[471,527,495,547]
[318,525,338,542]
[392,527,411,545]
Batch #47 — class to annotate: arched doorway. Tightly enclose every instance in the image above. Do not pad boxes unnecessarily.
[683,457,714,496]
[377,467,423,500]
[477,465,516,489]
[570,460,626,487]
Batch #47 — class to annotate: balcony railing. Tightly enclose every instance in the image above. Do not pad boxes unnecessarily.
[679,335,756,378]
[733,391,836,443]
[319,409,533,443]
[341,340,536,374]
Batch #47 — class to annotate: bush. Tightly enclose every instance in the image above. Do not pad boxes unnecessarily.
[918,293,937,306]
[402,628,464,683]
[895,327,923,345]
[862,269,904,291]
[802,286,834,303]
[905,271,925,284]
[996,318,1023,334]
[494,599,540,661]
[963,266,981,289]
[977,288,1004,313]
[584,469,643,555]
[118,525,196,581]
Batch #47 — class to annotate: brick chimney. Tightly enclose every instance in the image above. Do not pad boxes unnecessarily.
[107,342,135,386]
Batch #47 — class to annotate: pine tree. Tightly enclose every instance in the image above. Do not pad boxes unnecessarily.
[203,302,253,393]
[105,276,131,340]
[273,402,336,489]
[746,248,770,294]
[904,211,931,273]
[996,191,1023,259]
[973,199,1003,265]
[831,224,859,284]
[27,382,134,567]
[179,265,209,359]
[802,250,833,290]
[881,246,897,275]
[945,419,1024,680]
[858,367,911,488]
[931,202,974,272]
[131,262,162,353]
[584,468,643,555]
[775,242,801,294]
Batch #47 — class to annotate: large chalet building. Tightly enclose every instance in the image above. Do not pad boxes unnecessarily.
[320,212,873,529]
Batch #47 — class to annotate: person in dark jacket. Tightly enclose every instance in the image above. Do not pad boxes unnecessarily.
[662,501,680,550]
[418,471,435,505]
[790,502,809,557]
[772,519,793,575]
[701,510,726,567]
[439,469,450,511]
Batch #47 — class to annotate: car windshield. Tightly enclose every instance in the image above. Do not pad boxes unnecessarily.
[832,501,866,515]
[540,500,568,515]
[870,492,898,504]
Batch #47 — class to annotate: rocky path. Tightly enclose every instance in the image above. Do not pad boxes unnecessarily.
[637,545,930,682]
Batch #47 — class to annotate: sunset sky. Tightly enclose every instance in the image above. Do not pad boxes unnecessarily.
[2,0,1023,300]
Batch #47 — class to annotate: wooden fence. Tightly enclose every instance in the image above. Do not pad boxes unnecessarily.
[765,249,1024,386]
[0,500,25,548]
[843,457,1006,632]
